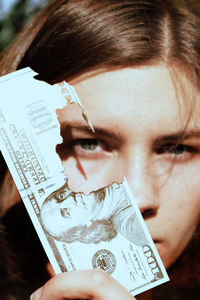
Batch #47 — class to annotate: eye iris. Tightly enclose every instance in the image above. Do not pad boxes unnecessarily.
[80,139,98,150]
[171,144,185,154]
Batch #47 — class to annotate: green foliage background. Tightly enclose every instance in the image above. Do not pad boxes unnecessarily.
[0,0,51,52]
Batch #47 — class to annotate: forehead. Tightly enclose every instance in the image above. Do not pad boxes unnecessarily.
[59,65,200,133]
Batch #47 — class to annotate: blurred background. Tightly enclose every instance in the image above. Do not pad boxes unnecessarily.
[0,0,51,51]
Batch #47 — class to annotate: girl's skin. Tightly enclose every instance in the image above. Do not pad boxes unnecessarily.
[29,64,200,299]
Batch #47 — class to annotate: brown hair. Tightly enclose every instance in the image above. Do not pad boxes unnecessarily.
[0,0,200,86]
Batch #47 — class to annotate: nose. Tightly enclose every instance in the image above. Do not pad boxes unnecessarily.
[125,152,160,218]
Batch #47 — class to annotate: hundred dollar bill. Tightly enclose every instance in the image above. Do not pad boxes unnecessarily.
[0,68,169,296]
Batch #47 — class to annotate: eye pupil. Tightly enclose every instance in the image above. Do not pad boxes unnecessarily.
[80,139,98,150]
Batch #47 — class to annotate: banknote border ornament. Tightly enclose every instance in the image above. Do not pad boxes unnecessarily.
[92,249,117,274]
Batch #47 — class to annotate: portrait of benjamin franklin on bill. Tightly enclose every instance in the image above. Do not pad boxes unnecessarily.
[40,181,147,245]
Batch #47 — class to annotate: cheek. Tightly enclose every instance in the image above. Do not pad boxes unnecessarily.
[169,178,200,234]
[167,161,200,211]
[183,165,200,202]
[157,166,200,267]
[61,156,123,193]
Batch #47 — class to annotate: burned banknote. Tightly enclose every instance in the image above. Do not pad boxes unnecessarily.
[0,68,169,296]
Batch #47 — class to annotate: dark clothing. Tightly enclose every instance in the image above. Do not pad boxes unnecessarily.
[1,203,50,300]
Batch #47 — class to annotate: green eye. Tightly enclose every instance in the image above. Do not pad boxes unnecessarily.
[169,144,185,155]
[79,139,98,150]
[156,143,195,155]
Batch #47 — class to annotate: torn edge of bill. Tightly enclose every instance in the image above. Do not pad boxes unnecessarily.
[57,81,95,132]
[0,66,95,132]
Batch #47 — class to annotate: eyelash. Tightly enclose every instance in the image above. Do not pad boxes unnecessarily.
[71,138,109,157]
[155,143,197,161]
[74,139,100,150]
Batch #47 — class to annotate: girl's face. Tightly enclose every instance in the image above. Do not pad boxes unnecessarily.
[57,65,200,269]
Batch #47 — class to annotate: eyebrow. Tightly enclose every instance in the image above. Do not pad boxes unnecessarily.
[154,129,200,144]
[60,122,120,140]
[60,122,200,143]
